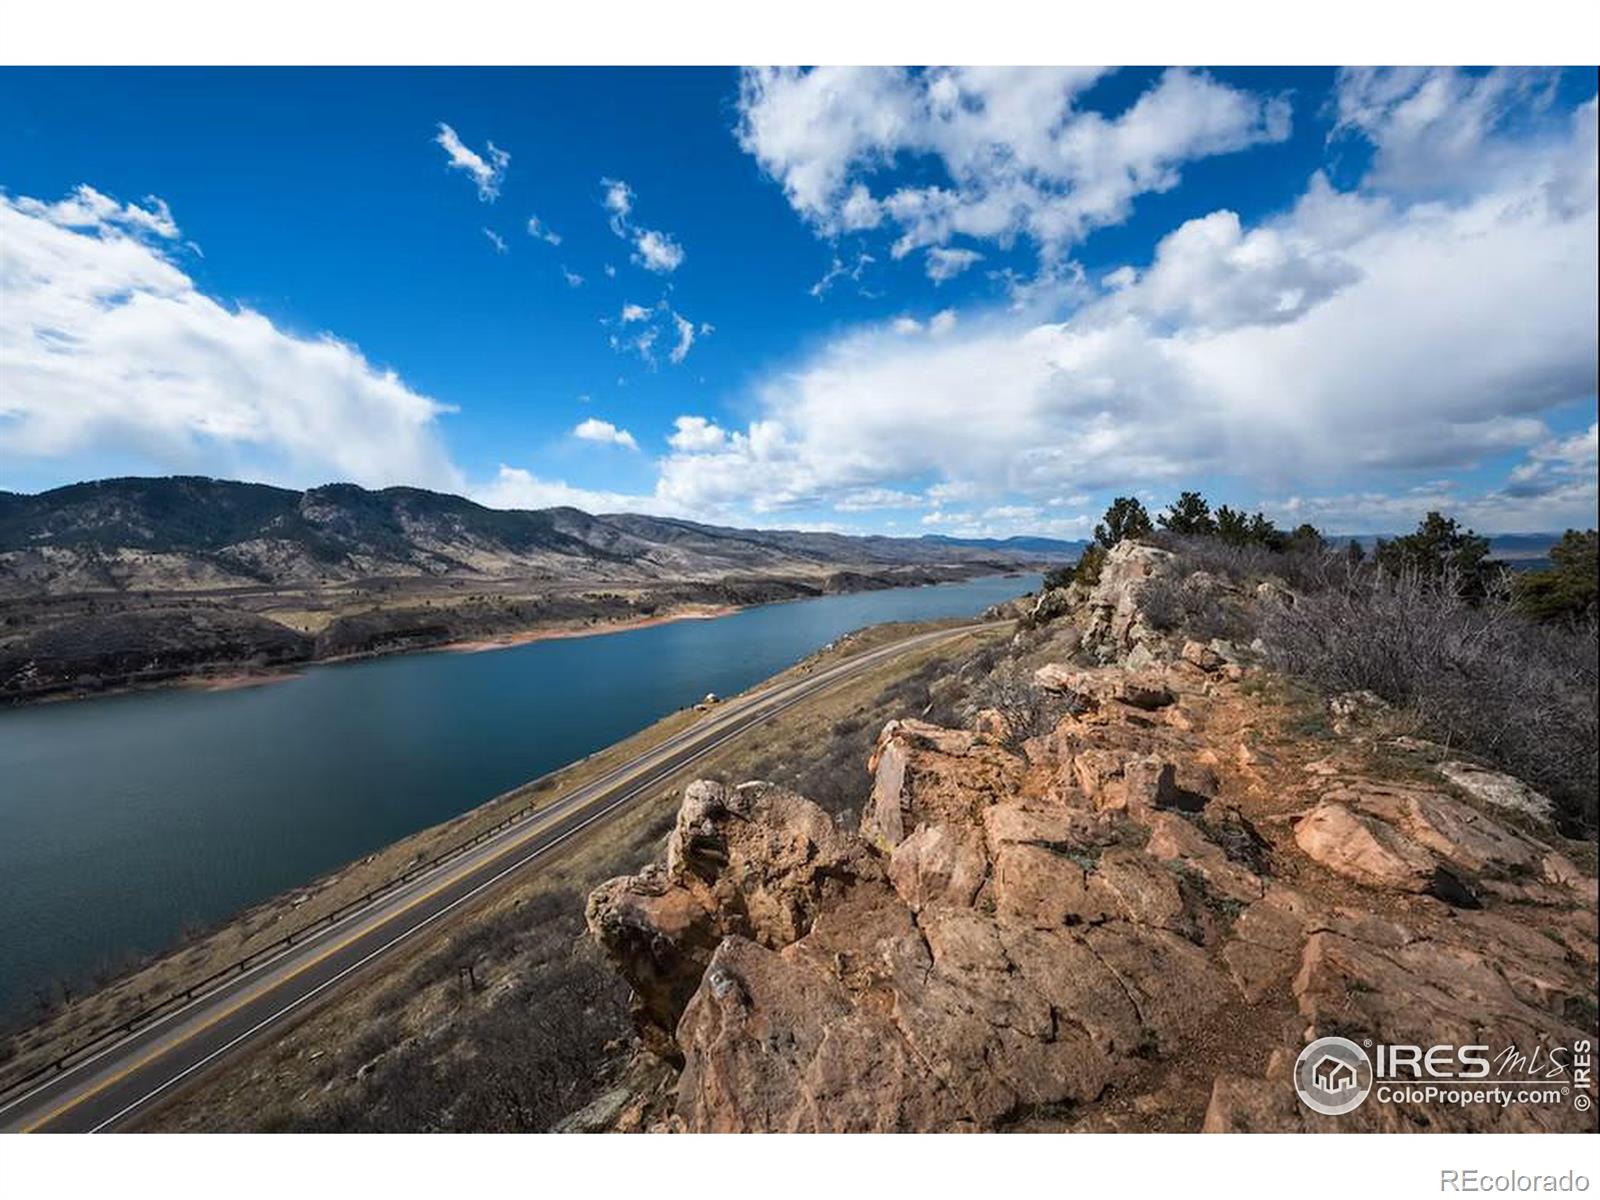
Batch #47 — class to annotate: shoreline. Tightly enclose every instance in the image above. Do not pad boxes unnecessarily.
[1,567,1036,709]
[443,603,741,653]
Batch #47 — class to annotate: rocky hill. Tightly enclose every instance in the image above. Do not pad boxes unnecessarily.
[0,476,1072,597]
[581,541,1599,1132]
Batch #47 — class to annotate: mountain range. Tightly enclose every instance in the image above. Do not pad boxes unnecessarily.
[0,477,1079,597]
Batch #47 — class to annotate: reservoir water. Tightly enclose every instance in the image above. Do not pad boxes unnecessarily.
[0,573,1035,1022]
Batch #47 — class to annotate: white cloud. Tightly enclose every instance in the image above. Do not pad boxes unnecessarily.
[13,185,179,241]
[667,416,728,453]
[0,186,460,491]
[809,251,875,299]
[1268,470,1599,536]
[736,67,1290,260]
[1503,422,1599,500]
[660,82,1599,529]
[600,177,686,274]
[435,123,509,202]
[632,228,685,274]
[572,417,638,450]
[1112,206,1359,332]
[600,177,633,229]
[473,464,661,514]
[1334,67,1564,197]
[562,266,585,287]
[526,214,561,245]
[924,246,983,282]
[482,228,508,254]
[920,506,1094,540]
[668,311,697,365]
[891,310,958,336]
[834,487,922,511]
[612,301,703,367]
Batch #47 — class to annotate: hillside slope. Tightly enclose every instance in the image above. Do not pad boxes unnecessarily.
[581,542,1599,1132]
[0,476,1068,702]
[0,476,1076,596]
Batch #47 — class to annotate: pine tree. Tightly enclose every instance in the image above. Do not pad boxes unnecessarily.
[1158,491,1217,536]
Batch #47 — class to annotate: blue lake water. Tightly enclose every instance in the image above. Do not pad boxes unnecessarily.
[0,573,1035,1021]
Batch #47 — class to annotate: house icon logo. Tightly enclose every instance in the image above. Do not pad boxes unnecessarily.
[1294,1036,1374,1116]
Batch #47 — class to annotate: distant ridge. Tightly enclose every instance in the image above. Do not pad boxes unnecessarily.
[0,476,1070,597]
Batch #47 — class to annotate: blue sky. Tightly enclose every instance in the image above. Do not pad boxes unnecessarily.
[1,66,1595,536]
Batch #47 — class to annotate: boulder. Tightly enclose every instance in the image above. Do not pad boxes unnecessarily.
[1292,801,1437,893]
[1180,639,1225,672]
[1437,761,1558,825]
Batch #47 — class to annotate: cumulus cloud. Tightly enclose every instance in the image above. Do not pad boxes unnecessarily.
[632,228,685,274]
[667,416,728,453]
[435,123,509,202]
[0,186,460,490]
[473,464,661,514]
[662,80,1598,528]
[736,67,1290,260]
[620,302,652,323]
[562,266,585,287]
[572,417,639,450]
[1110,207,1360,332]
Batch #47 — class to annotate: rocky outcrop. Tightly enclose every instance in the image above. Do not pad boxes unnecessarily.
[1077,542,1178,663]
[584,780,882,1061]
[587,633,1598,1133]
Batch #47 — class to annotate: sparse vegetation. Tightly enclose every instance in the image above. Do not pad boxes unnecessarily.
[1118,492,1597,834]
[1265,567,1598,833]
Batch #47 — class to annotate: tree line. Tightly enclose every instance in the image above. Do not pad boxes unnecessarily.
[1045,490,1597,625]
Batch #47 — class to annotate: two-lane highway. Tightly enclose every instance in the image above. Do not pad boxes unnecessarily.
[0,622,998,1133]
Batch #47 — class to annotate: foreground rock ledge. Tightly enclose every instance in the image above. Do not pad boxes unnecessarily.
[585,554,1598,1133]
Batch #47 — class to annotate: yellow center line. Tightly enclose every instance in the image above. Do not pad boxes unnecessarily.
[18,623,989,1132]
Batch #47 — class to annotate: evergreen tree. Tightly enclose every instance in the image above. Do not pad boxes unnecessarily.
[1288,523,1326,553]
[1214,505,1250,546]
[1157,491,1217,536]
[1514,529,1598,622]
[1375,512,1493,595]
[1247,512,1286,551]
[1094,496,1154,548]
